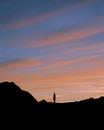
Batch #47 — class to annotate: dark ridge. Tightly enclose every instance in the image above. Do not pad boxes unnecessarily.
[0,81,104,129]
[0,81,21,92]
[0,81,37,103]
[39,99,48,104]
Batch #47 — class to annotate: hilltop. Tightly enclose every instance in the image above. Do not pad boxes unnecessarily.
[0,81,104,129]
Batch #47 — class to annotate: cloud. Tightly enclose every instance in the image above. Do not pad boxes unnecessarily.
[1,60,104,83]
[43,55,104,70]
[25,25,104,48]
[63,42,104,55]
[8,6,68,30]
[9,11,58,29]
[7,0,94,30]
[0,57,44,73]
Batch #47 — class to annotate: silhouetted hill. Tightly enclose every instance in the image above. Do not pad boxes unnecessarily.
[0,81,40,128]
[0,81,104,129]
[0,81,38,105]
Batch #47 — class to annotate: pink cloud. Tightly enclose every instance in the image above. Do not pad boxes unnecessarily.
[63,42,104,55]
[26,25,104,48]
[0,57,44,73]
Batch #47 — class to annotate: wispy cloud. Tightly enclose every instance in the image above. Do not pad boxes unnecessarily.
[7,0,94,30]
[1,58,104,83]
[25,25,104,48]
[1,65,104,100]
[0,57,44,73]
[42,55,104,70]
[64,42,104,54]
[9,10,63,30]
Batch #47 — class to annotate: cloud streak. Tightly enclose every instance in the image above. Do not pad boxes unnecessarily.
[0,64,104,95]
[0,58,44,73]
[7,0,94,30]
[25,25,104,48]
[9,9,64,30]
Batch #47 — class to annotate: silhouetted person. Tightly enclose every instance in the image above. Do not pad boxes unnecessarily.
[53,92,56,103]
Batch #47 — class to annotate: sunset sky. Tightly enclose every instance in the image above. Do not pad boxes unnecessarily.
[0,0,104,103]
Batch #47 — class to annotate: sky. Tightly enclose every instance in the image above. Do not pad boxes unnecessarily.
[0,0,104,103]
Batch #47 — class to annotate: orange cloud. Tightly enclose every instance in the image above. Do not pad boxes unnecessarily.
[1,64,104,84]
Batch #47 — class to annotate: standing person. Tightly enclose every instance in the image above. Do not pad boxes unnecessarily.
[53,92,56,103]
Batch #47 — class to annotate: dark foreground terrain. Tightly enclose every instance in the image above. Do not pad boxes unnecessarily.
[0,81,104,129]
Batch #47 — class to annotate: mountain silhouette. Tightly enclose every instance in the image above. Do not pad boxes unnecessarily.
[0,81,40,128]
[0,81,104,129]
[0,81,38,105]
